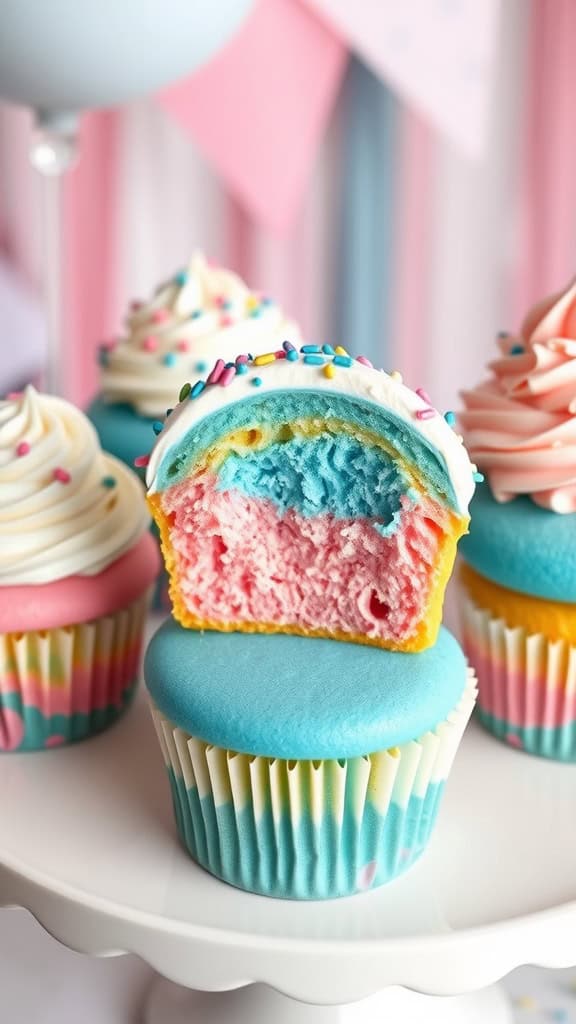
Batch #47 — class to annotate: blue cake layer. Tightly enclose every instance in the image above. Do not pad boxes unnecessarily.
[216,433,407,531]
[87,396,155,473]
[460,481,576,602]
[145,620,467,759]
[156,390,460,512]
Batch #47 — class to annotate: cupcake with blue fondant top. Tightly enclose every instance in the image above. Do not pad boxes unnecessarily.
[146,623,476,899]
[144,348,477,898]
[460,278,576,759]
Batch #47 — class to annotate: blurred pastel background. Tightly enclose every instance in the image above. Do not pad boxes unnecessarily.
[0,0,574,419]
[1,3,576,1020]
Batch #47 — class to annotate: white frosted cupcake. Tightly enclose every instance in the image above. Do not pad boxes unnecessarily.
[0,387,160,751]
[87,252,300,610]
[88,251,301,458]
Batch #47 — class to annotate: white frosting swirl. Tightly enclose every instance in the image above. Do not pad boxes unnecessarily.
[100,252,301,417]
[0,387,150,585]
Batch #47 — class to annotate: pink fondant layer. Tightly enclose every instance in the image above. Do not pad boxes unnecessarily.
[464,635,576,729]
[0,532,160,633]
[164,473,444,644]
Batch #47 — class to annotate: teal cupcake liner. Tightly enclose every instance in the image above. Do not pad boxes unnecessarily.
[149,670,476,900]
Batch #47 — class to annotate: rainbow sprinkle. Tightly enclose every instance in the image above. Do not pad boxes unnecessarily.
[152,421,164,435]
[207,359,225,385]
[16,441,30,457]
[101,476,116,489]
[219,365,236,387]
[53,467,71,484]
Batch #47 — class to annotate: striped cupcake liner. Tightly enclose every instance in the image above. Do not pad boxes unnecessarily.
[462,594,576,761]
[0,589,151,752]
[149,670,476,900]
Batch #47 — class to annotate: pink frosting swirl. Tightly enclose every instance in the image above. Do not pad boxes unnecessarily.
[461,279,576,513]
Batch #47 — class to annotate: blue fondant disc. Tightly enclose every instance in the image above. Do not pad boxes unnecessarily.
[145,619,467,759]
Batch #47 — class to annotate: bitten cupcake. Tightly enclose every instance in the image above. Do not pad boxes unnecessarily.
[144,347,477,899]
[0,387,160,752]
[460,278,576,760]
[147,346,475,651]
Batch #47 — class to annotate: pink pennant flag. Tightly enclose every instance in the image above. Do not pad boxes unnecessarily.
[303,0,500,158]
[158,0,347,234]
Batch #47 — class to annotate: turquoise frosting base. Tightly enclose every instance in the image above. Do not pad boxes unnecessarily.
[167,768,444,899]
[0,684,136,753]
[477,707,576,763]
[87,397,168,612]
[461,482,576,602]
[156,390,459,512]
[87,396,155,475]
[145,620,468,759]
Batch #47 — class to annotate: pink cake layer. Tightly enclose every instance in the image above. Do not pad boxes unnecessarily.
[464,637,576,729]
[0,532,160,634]
[164,473,445,644]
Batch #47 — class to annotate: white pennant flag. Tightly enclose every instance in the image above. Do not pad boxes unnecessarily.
[303,0,501,158]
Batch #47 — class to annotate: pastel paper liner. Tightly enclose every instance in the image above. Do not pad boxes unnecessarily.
[149,670,476,900]
[461,592,576,761]
[0,590,151,752]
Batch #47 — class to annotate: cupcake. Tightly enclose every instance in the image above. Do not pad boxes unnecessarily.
[88,252,300,471]
[88,251,300,608]
[0,386,160,752]
[147,345,475,651]
[144,348,477,898]
[146,622,477,900]
[460,278,576,759]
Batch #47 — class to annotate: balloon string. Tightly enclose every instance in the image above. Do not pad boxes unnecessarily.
[40,171,64,396]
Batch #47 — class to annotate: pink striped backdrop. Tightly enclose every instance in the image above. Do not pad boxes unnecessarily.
[1,0,576,407]
[511,0,576,326]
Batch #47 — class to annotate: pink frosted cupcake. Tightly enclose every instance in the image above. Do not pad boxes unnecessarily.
[460,279,576,759]
[0,387,160,751]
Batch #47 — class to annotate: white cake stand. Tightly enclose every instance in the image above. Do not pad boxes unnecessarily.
[1,649,576,1023]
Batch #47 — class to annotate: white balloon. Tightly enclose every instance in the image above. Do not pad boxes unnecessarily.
[0,0,254,113]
